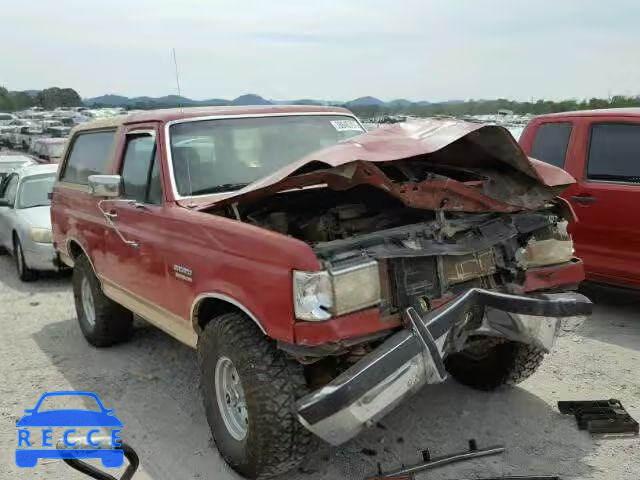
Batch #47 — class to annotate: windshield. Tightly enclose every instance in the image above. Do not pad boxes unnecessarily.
[17,174,56,209]
[169,114,364,196]
[35,394,101,412]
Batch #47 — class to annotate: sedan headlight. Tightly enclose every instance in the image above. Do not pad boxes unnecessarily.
[30,228,53,244]
[293,260,381,321]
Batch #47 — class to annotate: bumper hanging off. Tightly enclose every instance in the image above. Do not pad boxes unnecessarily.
[297,288,592,445]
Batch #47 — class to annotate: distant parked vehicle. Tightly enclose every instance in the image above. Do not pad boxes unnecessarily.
[0,163,62,281]
[9,125,44,150]
[31,138,67,163]
[0,154,36,181]
[520,108,640,290]
[0,120,33,146]
[0,113,17,126]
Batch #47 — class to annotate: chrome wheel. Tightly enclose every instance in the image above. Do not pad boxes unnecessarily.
[215,356,248,441]
[81,276,96,327]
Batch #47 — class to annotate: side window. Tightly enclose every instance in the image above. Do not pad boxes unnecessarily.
[120,134,162,204]
[1,175,19,206]
[587,123,640,183]
[61,130,116,184]
[530,122,572,168]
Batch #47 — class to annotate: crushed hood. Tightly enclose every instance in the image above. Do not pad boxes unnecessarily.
[189,119,575,213]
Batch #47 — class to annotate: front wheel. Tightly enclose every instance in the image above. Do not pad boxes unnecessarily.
[198,312,314,479]
[73,254,133,347]
[445,340,546,391]
[14,236,38,282]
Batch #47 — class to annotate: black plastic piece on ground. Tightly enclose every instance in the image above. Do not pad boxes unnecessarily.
[62,443,139,480]
[421,449,430,462]
[558,399,639,435]
[468,439,478,451]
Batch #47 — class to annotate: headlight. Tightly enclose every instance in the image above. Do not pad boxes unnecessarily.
[30,228,53,243]
[293,270,333,321]
[293,260,381,321]
[516,220,574,269]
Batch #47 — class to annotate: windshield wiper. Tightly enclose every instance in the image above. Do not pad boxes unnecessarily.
[190,183,250,195]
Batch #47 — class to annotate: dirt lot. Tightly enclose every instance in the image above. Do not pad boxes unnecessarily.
[0,255,638,480]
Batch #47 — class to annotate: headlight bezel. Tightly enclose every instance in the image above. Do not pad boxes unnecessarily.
[293,259,382,322]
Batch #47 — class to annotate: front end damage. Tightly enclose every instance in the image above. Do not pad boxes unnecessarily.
[200,119,592,445]
[296,288,590,445]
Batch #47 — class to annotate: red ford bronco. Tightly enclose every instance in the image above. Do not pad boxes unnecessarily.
[51,106,592,478]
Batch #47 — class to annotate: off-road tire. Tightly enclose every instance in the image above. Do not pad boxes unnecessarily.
[73,254,133,347]
[14,236,38,282]
[198,312,314,479]
[445,341,546,391]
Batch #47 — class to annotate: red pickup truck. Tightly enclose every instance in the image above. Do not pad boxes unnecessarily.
[520,108,640,290]
[51,106,591,478]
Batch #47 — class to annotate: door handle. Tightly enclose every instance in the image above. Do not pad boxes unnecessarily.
[570,195,597,205]
[97,200,140,249]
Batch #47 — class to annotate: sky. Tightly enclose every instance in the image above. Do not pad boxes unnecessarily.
[1,0,639,102]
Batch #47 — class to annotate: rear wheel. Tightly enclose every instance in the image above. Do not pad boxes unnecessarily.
[445,340,546,391]
[73,254,133,347]
[198,312,314,479]
[14,236,38,282]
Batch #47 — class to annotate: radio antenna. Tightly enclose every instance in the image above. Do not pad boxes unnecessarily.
[172,48,183,112]
[172,48,193,204]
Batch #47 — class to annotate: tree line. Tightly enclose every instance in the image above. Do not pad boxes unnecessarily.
[348,95,640,119]
[0,87,83,111]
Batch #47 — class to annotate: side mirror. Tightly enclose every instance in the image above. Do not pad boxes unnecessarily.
[88,175,122,198]
[0,199,10,207]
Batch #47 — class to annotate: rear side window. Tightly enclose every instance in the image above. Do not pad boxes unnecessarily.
[530,122,572,168]
[587,123,640,183]
[61,130,116,184]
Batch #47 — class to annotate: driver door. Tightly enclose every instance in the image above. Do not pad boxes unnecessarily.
[99,127,177,334]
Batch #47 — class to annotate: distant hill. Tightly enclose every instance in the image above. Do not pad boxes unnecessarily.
[388,99,414,108]
[83,93,435,110]
[345,96,385,107]
[230,94,271,106]
[86,94,132,106]
[85,93,273,107]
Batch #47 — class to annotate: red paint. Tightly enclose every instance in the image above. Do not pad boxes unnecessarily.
[523,260,586,292]
[294,309,401,346]
[521,110,640,289]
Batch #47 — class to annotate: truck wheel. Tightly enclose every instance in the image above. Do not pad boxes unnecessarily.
[14,236,38,282]
[73,254,133,347]
[198,312,314,479]
[445,340,545,391]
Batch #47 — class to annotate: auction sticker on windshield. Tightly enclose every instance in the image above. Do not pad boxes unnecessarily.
[15,391,124,469]
[330,119,364,131]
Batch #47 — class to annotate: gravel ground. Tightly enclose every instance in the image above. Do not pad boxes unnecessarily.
[0,254,638,480]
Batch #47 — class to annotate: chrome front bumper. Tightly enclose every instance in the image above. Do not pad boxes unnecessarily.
[296,289,592,445]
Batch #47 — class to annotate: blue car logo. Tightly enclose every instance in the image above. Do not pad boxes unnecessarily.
[16,391,123,468]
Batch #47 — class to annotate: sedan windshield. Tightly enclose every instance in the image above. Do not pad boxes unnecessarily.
[169,114,365,196]
[17,174,56,209]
